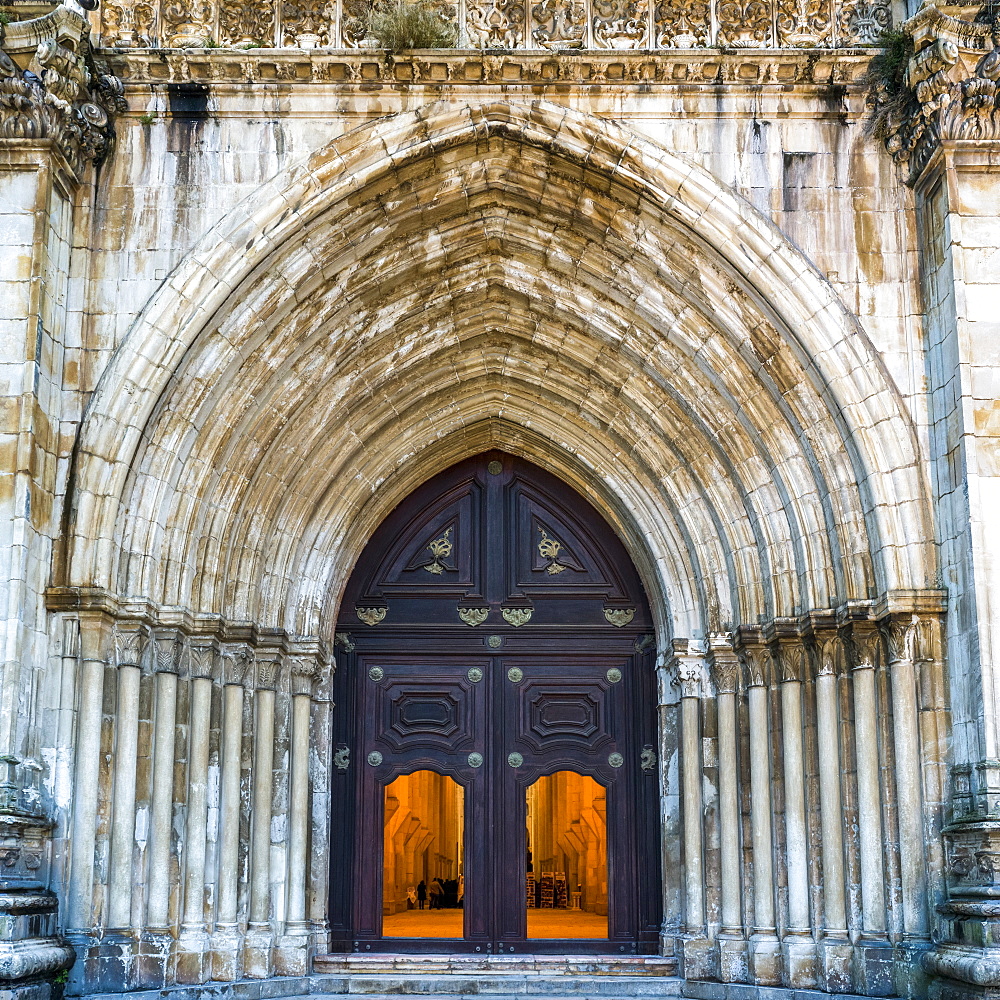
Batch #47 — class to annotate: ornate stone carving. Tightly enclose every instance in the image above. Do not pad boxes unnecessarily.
[777,0,830,47]
[220,0,276,46]
[163,0,216,46]
[281,0,337,46]
[467,0,525,47]
[188,641,217,679]
[0,6,126,179]
[154,630,183,674]
[592,0,647,48]
[717,0,772,47]
[654,0,709,47]
[883,614,919,664]
[290,655,317,695]
[737,641,770,688]
[101,0,158,47]
[708,633,738,693]
[874,4,1000,185]
[255,653,282,690]
[114,625,145,668]
[814,633,840,676]
[531,0,586,47]
[220,643,253,684]
[837,0,889,45]
[776,642,805,683]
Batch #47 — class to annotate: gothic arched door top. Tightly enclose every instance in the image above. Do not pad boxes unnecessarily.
[330,452,661,954]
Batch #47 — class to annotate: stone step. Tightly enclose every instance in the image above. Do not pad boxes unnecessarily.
[311,974,683,996]
[314,955,678,977]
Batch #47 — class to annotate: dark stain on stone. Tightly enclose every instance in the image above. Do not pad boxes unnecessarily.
[167,82,210,120]
[782,151,815,213]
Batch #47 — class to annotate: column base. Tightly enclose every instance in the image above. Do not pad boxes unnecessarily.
[174,926,210,985]
[681,935,716,980]
[718,933,748,982]
[274,924,311,976]
[782,932,817,988]
[134,930,172,989]
[748,933,782,985]
[310,919,331,958]
[242,923,273,979]
[210,924,243,982]
[818,935,854,993]
[75,931,134,993]
[854,936,896,996]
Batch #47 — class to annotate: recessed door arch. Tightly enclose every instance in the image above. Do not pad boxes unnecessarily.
[329,451,661,954]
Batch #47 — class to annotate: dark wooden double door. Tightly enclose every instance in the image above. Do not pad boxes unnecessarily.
[329,452,661,954]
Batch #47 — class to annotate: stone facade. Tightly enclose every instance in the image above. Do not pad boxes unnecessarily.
[1,0,1000,996]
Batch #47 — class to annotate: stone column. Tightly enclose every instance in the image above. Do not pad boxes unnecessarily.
[310,648,335,956]
[738,634,780,986]
[774,633,815,987]
[848,621,892,996]
[212,644,252,981]
[276,655,317,975]
[137,631,181,987]
[675,641,711,979]
[710,634,746,983]
[813,631,851,992]
[176,641,215,984]
[244,651,281,978]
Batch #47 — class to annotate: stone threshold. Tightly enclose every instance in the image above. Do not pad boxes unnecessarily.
[682,982,898,1000]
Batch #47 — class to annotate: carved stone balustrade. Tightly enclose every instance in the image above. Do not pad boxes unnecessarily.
[94,0,891,51]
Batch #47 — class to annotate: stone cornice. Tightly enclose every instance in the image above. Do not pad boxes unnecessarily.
[106,45,873,92]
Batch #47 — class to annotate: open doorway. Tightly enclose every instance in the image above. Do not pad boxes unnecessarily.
[525,771,608,939]
[382,770,465,938]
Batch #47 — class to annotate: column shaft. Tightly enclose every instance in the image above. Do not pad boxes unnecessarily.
[852,664,886,933]
[250,688,276,925]
[681,693,703,929]
[108,662,141,930]
[815,669,846,932]
[748,685,775,931]
[182,676,213,929]
[780,677,809,932]
[717,689,741,931]
[218,682,244,925]
[146,669,178,929]
[287,691,311,927]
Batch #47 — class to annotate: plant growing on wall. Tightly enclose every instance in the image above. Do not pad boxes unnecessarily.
[861,28,917,143]
[365,0,458,50]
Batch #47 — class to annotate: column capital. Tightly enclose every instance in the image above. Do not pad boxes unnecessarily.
[255,650,282,691]
[670,639,707,699]
[188,639,218,680]
[289,656,318,696]
[220,642,254,686]
[708,633,739,694]
[153,628,184,674]
[113,621,146,669]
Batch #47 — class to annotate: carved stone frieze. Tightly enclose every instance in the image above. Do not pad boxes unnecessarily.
[717,0,772,47]
[531,0,586,47]
[874,3,1000,184]
[163,0,216,46]
[101,0,158,48]
[654,0,710,48]
[837,0,889,45]
[468,0,526,47]
[281,0,338,46]
[777,0,830,47]
[219,0,276,46]
[592,0,647,48]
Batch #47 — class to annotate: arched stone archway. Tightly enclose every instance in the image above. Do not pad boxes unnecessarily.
[49,100,948,997]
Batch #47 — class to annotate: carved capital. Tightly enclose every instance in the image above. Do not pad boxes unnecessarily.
[188,640,217,680]
[114,624,145,669]
[708,633,739,694]
[738,644,769,688]
[255,651,282,691]
[672,639,707,698]
[290,656,318,696]
[814,632,841,677]
[882,614,919,665]
[153,630,183,674]
[774,641,805,683]
[219,643,253,686]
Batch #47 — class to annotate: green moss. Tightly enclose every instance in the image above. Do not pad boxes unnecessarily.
[861,29,918,144]
[365,0,457,52]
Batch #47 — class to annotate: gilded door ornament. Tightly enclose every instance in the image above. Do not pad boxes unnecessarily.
[507,667,524,682]
[468,752,484,767]
[592,0,648,48]
[101,0,158,47]
[467,667,484,682]
[335,632,356,652]
[368,666,384,681]
[604,607,635,627]
[640,746,657,771]
[502,607,533,627]
[281,0,338,46]
[537,527,569,574]
[716,0,772,46]
[458,607,489,626]
[163,0,216,47]
[654,0,710,46]
[608,752,624,767]
[467,0,525,47]
[606,667,623,683]
[424,527,454,575]
[507,752,524,767]
[357,606,387,626]
[487,635,503,648]
[531,0,586,47]
[333,746,351,770]
[220,0,277,46]
[487,460,503,474]
[777,0,830,47]
[367,750,383,766]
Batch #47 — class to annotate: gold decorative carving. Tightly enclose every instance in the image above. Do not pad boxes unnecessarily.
[592,0,647,48]
[502,607,533,627]
[507,751,524,767]
[531,0,586,47]
[608,751,624,767]
[487,460,503,474]
[368,666,384,681]
[367,750,383,766]
[424,527,453,575]
[604,607,635,627]
[606,667,622,683]
[537,527,569,574]
[468,752,484,767]
[488,635,503,648]
[467,667,484,682]
[334,632,356,652]
[507,666,524,682]
[333,746,350,770]
[357,606,387,626]
[640,746,657,771]
[717,0,772,46]
[458,607,489,626]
